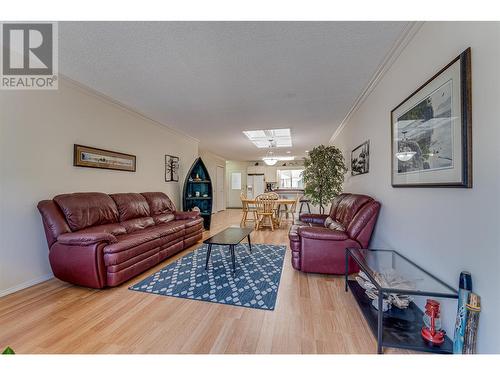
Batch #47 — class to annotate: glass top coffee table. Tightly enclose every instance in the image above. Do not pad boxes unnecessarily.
[204,227,253,275]
[345,248,458,354]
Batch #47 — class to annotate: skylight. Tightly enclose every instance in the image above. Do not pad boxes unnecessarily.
[243,128,292,148]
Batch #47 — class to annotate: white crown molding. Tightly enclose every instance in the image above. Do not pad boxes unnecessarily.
[329,21,424,144]
[0,273,53,298]
[59,74,200,144]
[198,148,228,162]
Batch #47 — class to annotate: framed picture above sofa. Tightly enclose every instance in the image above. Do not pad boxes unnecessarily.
[73,144,136,172]
[351,140,369,176]
[165,155,179,182]
[391,48,472,188]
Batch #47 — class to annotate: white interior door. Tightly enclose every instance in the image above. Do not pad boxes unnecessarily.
[254,175,265,196]
[216,165,225,212]
[228,170,245,208]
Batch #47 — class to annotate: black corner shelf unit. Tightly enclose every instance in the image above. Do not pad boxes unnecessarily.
[183,157,212,230]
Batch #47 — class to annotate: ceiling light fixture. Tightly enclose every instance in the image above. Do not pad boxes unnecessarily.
[262,156,294,164]
[263,144,278,166]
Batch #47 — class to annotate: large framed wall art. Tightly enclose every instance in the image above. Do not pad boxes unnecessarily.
[391,48,472,188]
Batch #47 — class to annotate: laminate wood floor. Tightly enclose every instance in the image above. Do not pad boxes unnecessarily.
[0,209,408,354]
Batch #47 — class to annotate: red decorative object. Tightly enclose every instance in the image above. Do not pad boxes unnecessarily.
[421,299,445,345]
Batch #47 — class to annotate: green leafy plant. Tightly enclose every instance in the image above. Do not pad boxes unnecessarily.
[302,145,347,214]
[2,347,15,354]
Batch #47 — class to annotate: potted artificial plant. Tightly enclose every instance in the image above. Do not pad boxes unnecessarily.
[2,347,15,354]
[302,145,347,214]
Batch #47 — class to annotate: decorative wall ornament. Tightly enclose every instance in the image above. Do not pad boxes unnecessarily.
[355,270,415,311]
[391,48,472,187]
[74,144,136,172]
[165,155,179,182]
[351,140,370,176]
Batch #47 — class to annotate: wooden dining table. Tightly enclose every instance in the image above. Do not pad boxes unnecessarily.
[241,198,297,229]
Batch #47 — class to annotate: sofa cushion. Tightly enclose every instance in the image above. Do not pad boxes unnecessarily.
[141,192,176,215]
[174,217,204,228]
[298,213,328,225]
[104,231,162,255]
[111,193,150,221]
[103,221,186,255]
[78,223,127,236]
[152,213,175,225]
[324,217,345,231]
[141,221,186,238]
[106,247,160,272]
[328,194,348,219]
[120,217,155,233]
[346,201,381,245]
[334,194,373,227]
[103,235,162,266]
[298,226,349,241]
[54,192,119,231]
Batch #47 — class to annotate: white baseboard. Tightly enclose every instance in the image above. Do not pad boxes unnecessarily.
[0,273,53,298]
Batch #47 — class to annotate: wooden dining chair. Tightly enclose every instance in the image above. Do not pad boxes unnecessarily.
[240,193,258,227]
[255,194,278,231]
[264,192,281,219]
[279,194,299,225]
[266,192,280,200]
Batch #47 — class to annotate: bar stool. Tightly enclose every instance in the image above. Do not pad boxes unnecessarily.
[299,195,311,214]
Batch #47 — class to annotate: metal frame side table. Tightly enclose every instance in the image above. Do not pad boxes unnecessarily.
[345,248,458,354]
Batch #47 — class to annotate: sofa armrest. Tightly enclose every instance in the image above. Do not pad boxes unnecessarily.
[174,211,201,220]
[298,226,349,241]
[57,232,117,246]
[299,213,328,225]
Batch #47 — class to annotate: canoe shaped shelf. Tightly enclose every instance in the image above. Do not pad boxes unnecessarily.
[183,157,212,230]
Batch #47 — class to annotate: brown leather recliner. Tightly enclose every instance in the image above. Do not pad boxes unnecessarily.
[289,193,380,275]
[37,191,203,288]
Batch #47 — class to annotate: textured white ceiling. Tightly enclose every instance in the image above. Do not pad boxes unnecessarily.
[59,22,407,160]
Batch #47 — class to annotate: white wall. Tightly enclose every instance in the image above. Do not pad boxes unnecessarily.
[0,78,199,296]
[333,22,500,353]
[225,161,250,208]
[199,149,227,211]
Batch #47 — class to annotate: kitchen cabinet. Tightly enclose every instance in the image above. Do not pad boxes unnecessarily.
[247,165,265,174]
[265,166,277,182]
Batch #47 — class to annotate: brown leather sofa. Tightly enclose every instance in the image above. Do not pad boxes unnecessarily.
[289,193,380,275]
[37,192,203,288]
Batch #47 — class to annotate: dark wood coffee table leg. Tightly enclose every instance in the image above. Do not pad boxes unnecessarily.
[230,245,236,275]
[205,243,213,270]
[247,234,252,252]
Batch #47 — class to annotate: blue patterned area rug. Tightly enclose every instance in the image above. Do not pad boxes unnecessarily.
[129,243,286,310]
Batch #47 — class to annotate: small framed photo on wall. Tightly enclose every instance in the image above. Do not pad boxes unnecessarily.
[351,140,370,176]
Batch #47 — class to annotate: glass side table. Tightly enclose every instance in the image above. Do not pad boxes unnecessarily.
[345,248,458,354]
